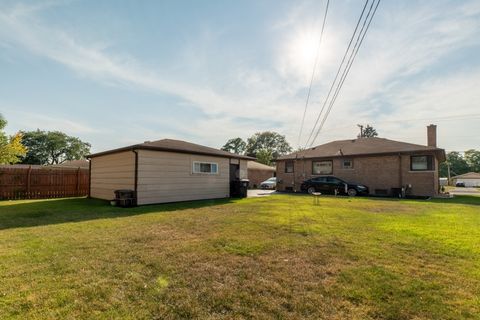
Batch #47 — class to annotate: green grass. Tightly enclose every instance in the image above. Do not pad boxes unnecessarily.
[0,195,479,319]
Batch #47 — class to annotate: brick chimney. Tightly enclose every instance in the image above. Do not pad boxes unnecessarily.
[427,124,437,147]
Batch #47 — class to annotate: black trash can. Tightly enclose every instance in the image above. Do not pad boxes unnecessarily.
[239,179,249,198]
[230,179,249,198]
[113,189,137,207]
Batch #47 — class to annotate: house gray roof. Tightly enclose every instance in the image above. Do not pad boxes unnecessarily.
[452,172,480,179]
[88,139,255,160]
[247,161,276,171]
[277,137,445,160]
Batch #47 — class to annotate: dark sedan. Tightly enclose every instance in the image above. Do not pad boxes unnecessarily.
[300,176,369,196]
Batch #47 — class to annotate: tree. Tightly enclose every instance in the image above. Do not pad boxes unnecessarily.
[21,130,91,165]
[255,149,273,166]
[357,124,378,138]
[245,131,292,162]
[0,114,27,164]
[221,137,246,155]
[439,151,470,177]
[465,149,480,173]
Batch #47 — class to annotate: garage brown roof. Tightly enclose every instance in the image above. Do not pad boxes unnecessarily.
[277,137,445,160]
[88,139,255,160]
[452,172,480,179]
[247,161,276,171]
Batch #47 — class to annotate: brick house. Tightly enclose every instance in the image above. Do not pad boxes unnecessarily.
[276,125,446,197]
[247,161,276,188]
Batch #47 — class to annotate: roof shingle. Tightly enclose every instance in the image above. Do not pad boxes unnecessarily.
[452,172,480,179]
[278,137,445,160]
[88,139,254,160]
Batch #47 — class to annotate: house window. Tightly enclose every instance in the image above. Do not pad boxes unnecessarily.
[285,161,294,173]
[410,155,434,171]
[342,159,353,169]
[193,161,218,174]
[312,160,333,175]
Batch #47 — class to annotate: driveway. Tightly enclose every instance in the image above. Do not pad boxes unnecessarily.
[248,189,277,197]
[450,187,480,196]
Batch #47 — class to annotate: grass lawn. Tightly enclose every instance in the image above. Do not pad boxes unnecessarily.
[0,195,479,319]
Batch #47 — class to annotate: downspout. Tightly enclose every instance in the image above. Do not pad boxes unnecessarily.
[133,150,138,205]
[88,158,92,198]
[398,153,403,197]
[294,154,297,192]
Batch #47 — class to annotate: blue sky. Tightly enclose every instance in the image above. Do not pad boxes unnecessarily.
[1,0,479,153]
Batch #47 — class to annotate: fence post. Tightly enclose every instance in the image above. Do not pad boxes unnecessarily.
[76,167,80,196]
[27,165,32,199]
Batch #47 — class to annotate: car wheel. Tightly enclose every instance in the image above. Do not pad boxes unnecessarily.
[307,186,316,194]
[347,188,357,197]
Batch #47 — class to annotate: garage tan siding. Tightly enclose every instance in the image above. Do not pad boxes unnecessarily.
[90,151,135,200]
[239,160,248,180]
[137,150,230,205]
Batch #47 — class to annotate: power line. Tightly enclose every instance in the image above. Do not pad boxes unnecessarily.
[309,0,381,147]
[303,0,370,148]
[297,0,330,148]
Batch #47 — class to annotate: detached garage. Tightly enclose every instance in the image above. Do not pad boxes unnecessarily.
[87,139,253,205]
[452,172,480,187]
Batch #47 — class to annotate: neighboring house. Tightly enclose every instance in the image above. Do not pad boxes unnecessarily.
[452,172,480,187]
[87,139,253,205]
[247,161,276,188]
[276,125,446,197]
[52,159,90,168]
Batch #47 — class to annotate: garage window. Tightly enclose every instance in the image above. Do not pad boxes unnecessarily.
[285,161,294,173]
[410,155,434,171]
[193,162,218,174]
[312,160,333,175]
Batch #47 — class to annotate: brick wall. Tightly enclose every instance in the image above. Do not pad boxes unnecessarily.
[248,169,275,188]
[276,153,439,196]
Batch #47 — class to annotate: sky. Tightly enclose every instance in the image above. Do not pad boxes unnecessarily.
[0,0,479,153]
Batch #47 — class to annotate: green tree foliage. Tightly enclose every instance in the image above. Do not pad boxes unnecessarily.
[255,149,273,166]
[221,137,247,155]
[0,114,27,164]
[358,124,378,138]
[21,130,91,165]
[464,149,480,173]
[245,131,292,161]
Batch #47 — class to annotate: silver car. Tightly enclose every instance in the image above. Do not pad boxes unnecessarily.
[260,177,277,189]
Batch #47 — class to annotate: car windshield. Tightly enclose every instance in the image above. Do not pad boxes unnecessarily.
[267,177,276,181]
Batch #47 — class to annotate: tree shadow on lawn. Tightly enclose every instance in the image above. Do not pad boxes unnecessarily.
[0,197,235,231]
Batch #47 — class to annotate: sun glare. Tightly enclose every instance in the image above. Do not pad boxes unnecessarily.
[284,27,329,82]
[293,32,319,64]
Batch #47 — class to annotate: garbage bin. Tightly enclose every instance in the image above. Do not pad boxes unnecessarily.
[239,179,249,198]
[230,179,249,198]
[113,189,136,207]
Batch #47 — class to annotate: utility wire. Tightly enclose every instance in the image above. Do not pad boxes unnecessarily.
[304,0,370,148]
[297,0,330,148]
[310,0,380,146]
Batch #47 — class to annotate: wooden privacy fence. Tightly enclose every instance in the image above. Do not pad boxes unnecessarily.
[0,166,89,200]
